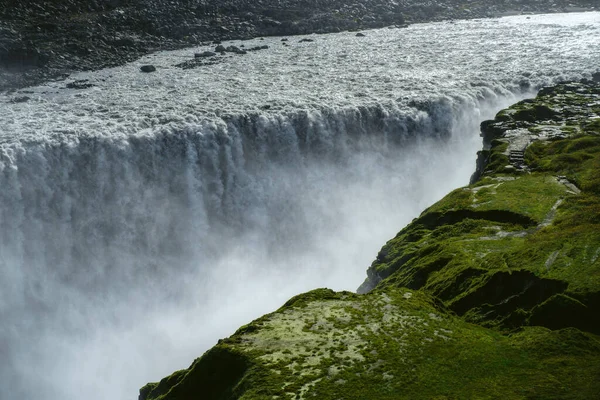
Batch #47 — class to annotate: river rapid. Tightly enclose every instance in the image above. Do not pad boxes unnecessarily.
[0,12,599,400]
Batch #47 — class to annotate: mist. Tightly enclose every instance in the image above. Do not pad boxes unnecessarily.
[2,11,599,400]
[0,90,526,400]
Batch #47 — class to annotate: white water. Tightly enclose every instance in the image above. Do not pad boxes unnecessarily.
[0,12,599,400]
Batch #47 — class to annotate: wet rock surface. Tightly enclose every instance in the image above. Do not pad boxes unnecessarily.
[0,0,597,91]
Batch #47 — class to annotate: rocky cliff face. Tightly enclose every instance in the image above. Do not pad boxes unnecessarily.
[139,79,600,399]
[0,0,597,91]
[359,79,600,335]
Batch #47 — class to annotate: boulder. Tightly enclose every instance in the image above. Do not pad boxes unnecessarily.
[513,104,557,122]
[140,65,156,73]
[10,96,30,103]
[66,79,95,89]
[248,45,269,51]
[195,51,216,58]
[226,45,246,54]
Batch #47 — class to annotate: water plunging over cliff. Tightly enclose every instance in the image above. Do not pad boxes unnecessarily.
[0,12,599,400]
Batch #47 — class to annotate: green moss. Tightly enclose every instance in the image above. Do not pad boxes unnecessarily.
[145,287,600,400]
[526,135,600,193]
[483,140,510,175]
[142,81,600,400]
[141,346,253,400]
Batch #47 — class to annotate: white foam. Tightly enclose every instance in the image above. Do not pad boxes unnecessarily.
[0,12,599,400]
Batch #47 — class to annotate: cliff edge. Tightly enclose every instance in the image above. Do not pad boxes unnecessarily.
[139,79,600,399]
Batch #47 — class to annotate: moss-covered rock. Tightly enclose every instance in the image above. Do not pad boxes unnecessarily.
[141,287,600,400]
[141,80,600,399]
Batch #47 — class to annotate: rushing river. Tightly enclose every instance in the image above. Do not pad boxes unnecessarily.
[0,11,599,400]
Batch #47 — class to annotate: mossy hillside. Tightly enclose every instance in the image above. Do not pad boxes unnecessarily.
[140,81,600,399]
[141,288,600,400]
[526,135,600,194]
[369,176,600,331]
[424,174,567,222]
[363,81,600,333]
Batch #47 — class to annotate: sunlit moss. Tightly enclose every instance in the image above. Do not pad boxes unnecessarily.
[141,82,600,400]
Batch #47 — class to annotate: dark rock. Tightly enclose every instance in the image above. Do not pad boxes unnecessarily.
[66,79,95,89]
[299,38,314,42]
[529,293,600,334]
[226,45,246,54]
[195,51,217,57]
[215,45,226,52]
[138,346,250,400]
[140,65,156,73]
[480,119,506,146]
[513,104,557,122]
[356,32,366,37]
[175,56,223,70]
[248,45,269,51]
[0,45,50,68]
[281,38,288,41]
[593,71,600,83]
[469,149,490,184]
[1,0,598,92]
[10,96,30,103]
[112,37,136,47]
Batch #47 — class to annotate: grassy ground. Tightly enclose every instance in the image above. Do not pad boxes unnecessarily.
[143,288,600,400]
[141,81,600,400]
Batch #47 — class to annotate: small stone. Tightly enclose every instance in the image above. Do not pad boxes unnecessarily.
[226,46,246,54]
[195,51,217,58]
[66,80,95,89]
[299,38,314,43]
[248,45,269,51]
[356,32,366,37]
[140,65,156,73]
[10,96,30,103]
[215,45,226,52]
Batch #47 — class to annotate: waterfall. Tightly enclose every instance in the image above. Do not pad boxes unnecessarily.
[0,91,517,399]
[1,11,598,400]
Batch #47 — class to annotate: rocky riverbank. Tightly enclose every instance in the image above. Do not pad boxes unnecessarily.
[0,0,597,91]
[139,79,600,399]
